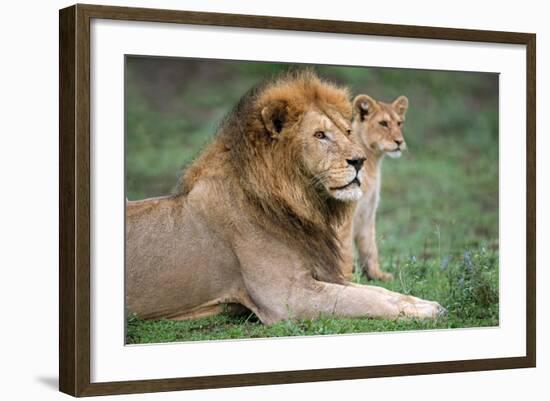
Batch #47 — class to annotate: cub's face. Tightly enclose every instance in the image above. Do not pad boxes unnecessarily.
[352,95,409,159]
[299,109,366,202]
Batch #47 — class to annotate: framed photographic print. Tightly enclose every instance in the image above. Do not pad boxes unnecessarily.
[59,4,536,397]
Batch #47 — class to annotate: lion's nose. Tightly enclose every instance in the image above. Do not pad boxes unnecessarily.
[347,157,366,172]
[394,139,403,146]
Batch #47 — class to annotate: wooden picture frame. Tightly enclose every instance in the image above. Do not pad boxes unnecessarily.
[59,3,536,397]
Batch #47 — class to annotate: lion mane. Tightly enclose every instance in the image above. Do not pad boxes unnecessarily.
[178,70,353,283]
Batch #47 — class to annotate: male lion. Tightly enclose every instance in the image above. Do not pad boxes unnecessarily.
[126,71,444,324]
[341,94,410,281]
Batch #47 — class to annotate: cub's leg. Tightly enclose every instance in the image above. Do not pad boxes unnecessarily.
[354,209,394,281]
[337,216,356,281]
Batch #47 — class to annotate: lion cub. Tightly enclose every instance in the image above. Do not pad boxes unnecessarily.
[349,94,409,281]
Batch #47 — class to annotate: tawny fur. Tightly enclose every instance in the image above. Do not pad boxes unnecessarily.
[178,70,355,283]
[126,71,444,324]
[340,94,409,281]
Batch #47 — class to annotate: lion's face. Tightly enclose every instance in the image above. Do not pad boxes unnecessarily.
[299,109,366,202]
[352,95,409,159]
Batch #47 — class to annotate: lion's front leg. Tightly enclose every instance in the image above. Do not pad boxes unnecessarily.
[297,281,446,321]
[342,282,447,319]
[241,260,445,323]
[273,280,446,323]
[234,230,445,325]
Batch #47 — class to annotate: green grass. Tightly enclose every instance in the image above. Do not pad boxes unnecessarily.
[127,248,498,344]
[125,58,499,344]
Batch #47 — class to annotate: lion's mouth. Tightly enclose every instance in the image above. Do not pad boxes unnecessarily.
[331,177,361,191]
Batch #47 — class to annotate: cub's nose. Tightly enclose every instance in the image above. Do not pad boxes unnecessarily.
[347,157,366,172]
[394,139,403,146]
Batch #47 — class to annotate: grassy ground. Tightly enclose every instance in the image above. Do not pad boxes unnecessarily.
[125,58,499,344]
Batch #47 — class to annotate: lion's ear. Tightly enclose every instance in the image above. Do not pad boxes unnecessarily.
[392,95,409,118]
[261,100,288,138]
[353,94,378,122]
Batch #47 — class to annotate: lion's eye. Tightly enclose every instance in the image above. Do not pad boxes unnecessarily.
[346,129,352,136]
[379,121,389,128]
[397,121,403,127]
[314,131,326,139]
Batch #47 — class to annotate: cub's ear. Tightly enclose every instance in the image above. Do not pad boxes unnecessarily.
[353,94,378,122]
[261,100,288,138]
[392,95,409,118]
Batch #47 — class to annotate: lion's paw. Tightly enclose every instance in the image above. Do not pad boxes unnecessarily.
[400,299,447,320]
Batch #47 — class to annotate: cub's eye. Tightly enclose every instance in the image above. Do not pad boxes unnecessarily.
[346,129,352,136]
[314,131,326,139]
[397,121,403,127]
[379,121,389,128]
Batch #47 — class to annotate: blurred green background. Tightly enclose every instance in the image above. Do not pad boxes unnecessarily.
[125,56,499,343]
